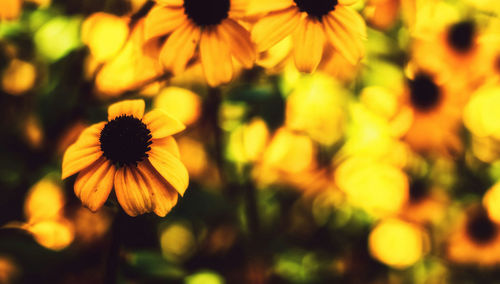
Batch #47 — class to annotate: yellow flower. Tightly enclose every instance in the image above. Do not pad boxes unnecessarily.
[62,100,189,217]
[447,206,500,266]
[0,0,21,21]
[250,0,366,73]
[144,0,256,86]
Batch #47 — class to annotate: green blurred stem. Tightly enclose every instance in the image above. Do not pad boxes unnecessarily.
[207,87,226,185]
[104,208,124,284]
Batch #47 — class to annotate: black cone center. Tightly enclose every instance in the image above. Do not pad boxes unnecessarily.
[409,179,429,203]
[466,210,497,244]
[447,21,475,53]
[409,73,441,111]
[184,0,230,27]
[100,115,152,166]
[293,0,338,19]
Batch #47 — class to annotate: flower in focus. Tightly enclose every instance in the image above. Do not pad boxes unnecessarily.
[62,100,189,216]
[447,206,500,266]
[144,0,256,86]
[250,0,366,73]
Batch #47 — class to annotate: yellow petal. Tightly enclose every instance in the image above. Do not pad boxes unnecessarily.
[334,6,367,39]
[200,27,233,86]
[143,109,186,139]
[137,161,179,217]
[247,0,294,15]
[144,6,186,41]
[293,17,325,73]
[114,166,155,216]
[108,99,145,121]
[219,19,256,68]
[156,0,183,6]
[152,136,180,158]
[251,7,301,52]
[74,157,115,212]
[338,0,358,5]
[323,14,362,64]
[148,144,189,196]
[159,20,200,74]
[62,122,105,179]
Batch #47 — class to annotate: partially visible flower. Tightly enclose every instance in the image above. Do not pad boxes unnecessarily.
[62,100,189,217]
[144,0,256,86]
[447,206,500,266]
[250,0,366,73]
[0,0,21,21]
[1,59,37,95]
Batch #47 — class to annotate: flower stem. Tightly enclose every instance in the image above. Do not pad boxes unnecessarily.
[104,208,124,284]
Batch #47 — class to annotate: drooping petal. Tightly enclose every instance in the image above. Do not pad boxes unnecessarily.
[148,144,189,196]
[323,13,362,64]
[108,99,145,121]
[293,17,325,72]
[200,27,233,86]
[74,157,115,212]
[114,166,155,216]
[142,109,185,139]
[251,7,301,52]
[144,6,186,41]
[159,20,200,75]
[137,161,179,217]
[62,122,105,179]
[156,0,183,6]
[219,19,256,68]
[246,0,294,15]
[152,136,180,158]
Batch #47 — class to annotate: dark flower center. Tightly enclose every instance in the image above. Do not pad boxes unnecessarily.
[409,179,429,203]
[447,21,476,53]
[408,73,441,111]
[466,211,497,244]
[100,115,152,167]
[183,0,230,27]
[293,0,338,19]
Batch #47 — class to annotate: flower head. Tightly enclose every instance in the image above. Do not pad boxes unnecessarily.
[62,100,189,217]
[144,0,255,86]
[250,0,366,73]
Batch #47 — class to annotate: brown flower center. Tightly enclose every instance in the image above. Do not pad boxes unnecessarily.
[183,0,230,27]
[100,115,152,166]
[466,210,498,244]
[293,0,338,19]
[408,73,441,111]
[447,21,476,53]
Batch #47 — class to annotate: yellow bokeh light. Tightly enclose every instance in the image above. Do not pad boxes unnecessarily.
[2,59,36,95]
[185,271,225,284]
[24,178,65,222]
[0,256,19,284]
[160,222,196,262]
[369,218,425,269]
[0,0,21,21]
[154,87,201,126]
[81,13,129,62]
[72,207,111,244]
[483,182,500,224]
[25,220,74,251]
[228,118,269,164]
[285,73,348,145]
[335,157,408,217]
[178,137,208,177]
[464,86,500,140]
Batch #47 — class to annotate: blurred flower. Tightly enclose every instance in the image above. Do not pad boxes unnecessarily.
[0,256,19,284]
[24,219,74,251]
[285,73,348,145]
[447,206,500,266]
[400,179,448,224]
[90,19,163,97]
[34,16,83,62]
[62,100,189,217]
[483,182,500,224]
[369,218,427,269]
[317,45,360,82]
[153,87,202,126]
[250,0,366,72]
[144,0,256,86]
[70,207,112,245]
[228,117,270,164]
[464,85,500,141]
[1,59,37,95]
[401,64,468,155]
[81,13,130,62]
[0,0,21,21]
[24,178,65,222]
[335,156,409,217]
[364,0,399,30]
[160,221,196,262]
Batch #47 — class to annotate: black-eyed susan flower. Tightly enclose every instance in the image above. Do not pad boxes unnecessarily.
[447,206,500,266]
[250,0,366,73]
[62,100,189,217]
[144,0,256,86]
